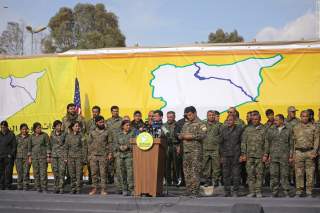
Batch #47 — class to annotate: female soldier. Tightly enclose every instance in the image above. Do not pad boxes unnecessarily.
[28,122,50,192]
[65,121,86,194]
[115,120,134,196]
[50,120,67,193]
[15,123,31,190]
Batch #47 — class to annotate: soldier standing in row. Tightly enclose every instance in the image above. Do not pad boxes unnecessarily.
[241,112,268,198]
[88,116,110,196]
[131,110,145,136]
[28,122,50,192]
[179,106,206,196]
[115,120,134,196]
[202,110,222,187]
[263,109,275,187]
[50,120,67,194]
[163,111,178,185]
[105,106,123,193]
[65,121,87,194]
[265,114,292,197]
[220,115,243,197]
[293,110,319,197]
[62,103,86,133]
[15,123,31,190]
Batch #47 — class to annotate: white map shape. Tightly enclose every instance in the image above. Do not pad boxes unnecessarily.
[0,71,46,121]
[150,54,283,119]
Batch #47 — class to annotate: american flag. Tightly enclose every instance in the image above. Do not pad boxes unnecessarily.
[74,78,81,115]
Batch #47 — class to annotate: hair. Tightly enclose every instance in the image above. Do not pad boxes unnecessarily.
[213,110,220,116]
[207,110,215,114]
[154,110,163,117]
[95,115,104,123]
[251,110,260,116]
[134,110,142,116]
[92,105,101,112]
[0,120,8,127]
[32,122,41,132]
[185,106,196,114]
[275,114,285,121]
[121,120,130,128]
[67,103,75,110]
[111,106,119,111]
[20,123,28,130]
[68,121,82,130]
[301,110,310,117]
[226,114,235,120]
[53,120,62,128]
[265,109,274,116]
[167,111,175,116]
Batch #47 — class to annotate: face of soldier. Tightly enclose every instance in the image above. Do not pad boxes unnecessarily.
[96,119,105,130]
[148,111,154,122]
[227,108,236,117]
[274,116,283,127]
[267,113,274,122]
[167,113,175,124]
[153,113,162,122]
[251,115,261,126]
[55,123,62,133]
[35,126,42,134]
[72,123,81,133]
[68,106,76,115]
[215,114,220,122]
[186,112,196,122]
[111,108,119,118]
[246,113,251,124]
[288,111,296,119]
[207,112,215,123]
[300,112,309,124]
[92,109,100,118]
[0,124,8,134]
[122,123,130,132]
[134,113,142,122]
[20,126,29,136]
[227,116,235,127]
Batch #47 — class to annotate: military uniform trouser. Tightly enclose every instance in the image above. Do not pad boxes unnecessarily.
[68,157,83,192]
[295,150,315,195]
[32,158,48,190]
[116,155,133,192]
[246,157,263,194]
[270,160,290,194]
[183,150,201,195]
[15,158,30,188]
[51,157,66,191]
[0,156,12,188]
[166,145,177,183]
[113,153,123,191]
[222,155,240,192]
[90,156,107,190]
[202,150,221,182]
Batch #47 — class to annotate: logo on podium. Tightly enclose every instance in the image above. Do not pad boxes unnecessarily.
[136,132,154,150]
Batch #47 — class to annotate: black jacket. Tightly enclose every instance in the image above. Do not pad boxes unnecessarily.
[0,131,16,158]
[220,125,243,157]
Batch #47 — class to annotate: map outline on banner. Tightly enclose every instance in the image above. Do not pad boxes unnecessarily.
[0,69,46,121]
[149,54,284,114]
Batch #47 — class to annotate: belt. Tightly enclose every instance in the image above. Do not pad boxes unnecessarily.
[295,148,313,152]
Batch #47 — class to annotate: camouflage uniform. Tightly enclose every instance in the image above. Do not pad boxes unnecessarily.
[15,134,31,189]
[131,120,145,136]
[50,131,67,192]
[292,122,319,195]
[87,128,110,190]
[62,114,86,134]
[28,132,50,191]
[263,121,275,187]
[202,121,222,185]
[114,130,134,193]
[241,124,267,195]
[182,118,206,195]
[163,121,178,184]
[285,117,300,185]
[85,118,97,184]
[105,116,122,190]
[265,125,293,195]
[66,133,87,193]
